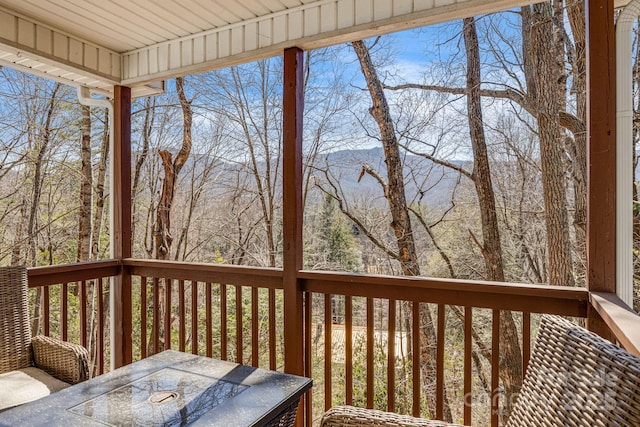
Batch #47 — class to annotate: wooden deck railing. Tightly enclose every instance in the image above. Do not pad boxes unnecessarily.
[299,270,589,426]
[25,260,640,426]
[27,260,121,376]
[124,259,283,369]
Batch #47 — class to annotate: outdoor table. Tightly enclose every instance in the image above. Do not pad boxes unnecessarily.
[0,350,312,426]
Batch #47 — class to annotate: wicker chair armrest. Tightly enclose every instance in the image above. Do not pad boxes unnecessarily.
[321,406,463,427]
[31,335,90,384]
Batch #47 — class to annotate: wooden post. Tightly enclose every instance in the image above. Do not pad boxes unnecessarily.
[586,0,615,339]
[282,47,304,377]
[112,85,133,367]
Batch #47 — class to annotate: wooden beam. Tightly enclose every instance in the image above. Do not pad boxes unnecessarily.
[586,0,616,339]
[112,85,132,368]
[282,47,305,380]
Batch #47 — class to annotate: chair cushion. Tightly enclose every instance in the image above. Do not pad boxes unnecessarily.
[0,367,69,411]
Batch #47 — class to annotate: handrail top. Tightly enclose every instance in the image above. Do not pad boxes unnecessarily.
[25,259,589,301]
[122,258,282,276]
[299,269,590,300]
[590,292,640,357]
[27,259,121,275]
[27,260,122,287]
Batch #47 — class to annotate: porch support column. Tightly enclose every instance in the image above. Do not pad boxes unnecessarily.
[282,47,304,377]
[586,0,616,339]
[112,85,133,368]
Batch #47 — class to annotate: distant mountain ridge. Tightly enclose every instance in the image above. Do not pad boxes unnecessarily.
[313,146,468,208]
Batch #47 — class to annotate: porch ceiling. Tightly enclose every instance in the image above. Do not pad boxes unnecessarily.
[0,0,599,96]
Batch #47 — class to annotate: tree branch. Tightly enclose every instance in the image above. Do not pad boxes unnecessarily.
[401,143,474,180]
[383,82,584,136]
[359,164,389,199]
[314,166,400,261]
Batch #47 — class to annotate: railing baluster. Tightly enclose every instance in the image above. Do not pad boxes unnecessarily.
[80,280,87,348]
[523,312,531,374]
[345,295,353,406]
[304,291,313,427]
[42,286,50,336]
[324,293,332,411]
[152,278,159,355]
[165,278,172,350]
[252,287,259,367]
[140,277,147,360]
[97,278,104,375]
[236,285,242,363]
[388,299,396,412]
[61,283,68,342]
[491,310,500,427]
[221,284,227,361]
[206,282,212,358]
[464,306,472,425]
[412,301,420,417]
[436,304,445,420]
[191,281,198,355]
[269,288,276,370]
[366,297,374,409]
[179,280,185,352]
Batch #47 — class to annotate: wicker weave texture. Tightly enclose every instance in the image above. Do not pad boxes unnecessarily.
[506,315,640,427]
[265,398,302,427]
[32,335,89,384]
[0,266,32,374]
[321,406,463,427]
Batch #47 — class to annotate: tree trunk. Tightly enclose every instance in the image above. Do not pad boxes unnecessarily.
[132,97,153,250]
[28,83,60,336]
[463,18,522,423]
[530,2,575,287]
[89,109,109,371]
[566,0,587,283]
[352,39,452,422]
[77,103,97,373]
[28,83,60,268]
[464,18,504,283]
[91,110,109,260]
[77,104,92,262]
[151,77,192,353]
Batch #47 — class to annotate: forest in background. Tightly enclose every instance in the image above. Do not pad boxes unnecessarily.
[1,1,639,425]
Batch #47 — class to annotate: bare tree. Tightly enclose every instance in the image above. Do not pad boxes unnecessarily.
[530,2,575,287]
[151,77,192,352]
[77,105,92,262]
[384,3,583,288]
[462,17,522,421]
[91,109,109,260]
[199,61,283,267]
[349,39,452,422]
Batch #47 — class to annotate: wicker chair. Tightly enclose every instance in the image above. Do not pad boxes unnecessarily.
[0,266,89,411]
[321,314,640,427]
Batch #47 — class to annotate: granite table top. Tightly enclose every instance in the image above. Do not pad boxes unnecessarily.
[0,350,312,427]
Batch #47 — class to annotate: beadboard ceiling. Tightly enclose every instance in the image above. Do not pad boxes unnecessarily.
[0,0,585,95]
